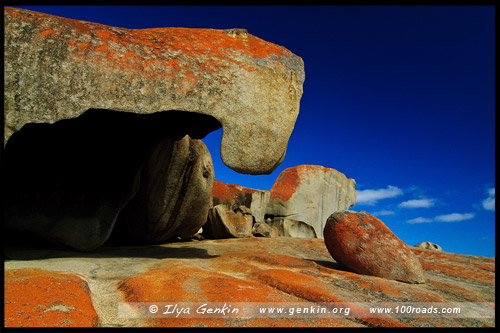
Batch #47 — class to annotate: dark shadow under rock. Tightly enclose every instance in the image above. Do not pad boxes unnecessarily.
[4,109,220,251]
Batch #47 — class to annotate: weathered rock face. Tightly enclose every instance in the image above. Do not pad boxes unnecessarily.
[4,6,304,175]
[212,180,270,222]
[203,205,254,239]
[324,211,426,284]
[113,135,214,245]
[4,238,495,327]
[4,110,216,251]
[267,217,317,238]
[415,241,443,251]
[252,222,279,238]
[4,6,304,250]
[266,165,357,237]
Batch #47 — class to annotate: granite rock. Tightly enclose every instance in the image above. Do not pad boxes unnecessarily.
[203,205,254,239]
[4,6,304,175]
[4,111,215,251]
[212,180,270,222]
[114,135,214,244]
[267,217,318,238]
[266,165,357,237]
[4,238,495,328]
[324,211,427,284]
[415,241,443,251]
[252,222,279,238]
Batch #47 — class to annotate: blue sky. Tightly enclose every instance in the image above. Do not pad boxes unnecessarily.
[10,5,495,257]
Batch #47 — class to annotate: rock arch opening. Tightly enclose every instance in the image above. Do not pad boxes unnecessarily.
[4,109,221,251]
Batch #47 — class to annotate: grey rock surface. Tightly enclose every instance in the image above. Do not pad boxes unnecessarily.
[414,241,443,251]
[267,218,317,238]
[266,165,357,237]
[203,205,254,239]
[115,135,214,244]
[4,6,304,175]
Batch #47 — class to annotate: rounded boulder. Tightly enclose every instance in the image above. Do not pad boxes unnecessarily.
[324,210,426,284]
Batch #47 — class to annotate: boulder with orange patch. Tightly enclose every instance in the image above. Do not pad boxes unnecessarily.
[324,210,427,284]
[266,165,357,237]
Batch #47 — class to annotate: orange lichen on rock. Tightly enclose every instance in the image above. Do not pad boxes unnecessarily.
[252,268,343,303]
[4,268,98,328]
[212,180,262,206]
[420,260,495,285]
[324,211,426,284]
[5,6,294,80]
[270,165,329,201]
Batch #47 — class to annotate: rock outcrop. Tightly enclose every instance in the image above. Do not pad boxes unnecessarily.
[324,211,426,284]
[203,205,254,239]
[114,135,214,245]
[4,7,304,250]
[5,268,99,327]
[267,217,317,238]
[212,180,270,222]
[5,238,495,327]
[4,6,304,175]
[4,110,214,251]
[266,165,357,237]
[252,222,279,238]
[415,241,443,251]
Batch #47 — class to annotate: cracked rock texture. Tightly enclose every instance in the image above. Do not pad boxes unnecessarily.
[4,6,304,175]
[4,238,494,327]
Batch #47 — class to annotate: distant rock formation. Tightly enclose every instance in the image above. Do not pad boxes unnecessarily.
[203,205,254,239]
[266,165,357,237]
[267,218,317,238]
[3,7,304,250]
[324,211,427,284]
[252,222,279,238]
[212,180,270,223]
[414,241,443,251]
[210,165,356,239]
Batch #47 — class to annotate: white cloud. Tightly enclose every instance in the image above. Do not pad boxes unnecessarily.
[373,210,395,216]
[356,185,403,206]
[482,187,495,211]
[434,213,475,222]
[398,198,435,208]
[407,217,433,224]
[406,212,475,224]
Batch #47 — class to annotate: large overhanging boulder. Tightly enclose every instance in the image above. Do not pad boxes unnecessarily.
[3,7,304,251]
[4,6,304,175]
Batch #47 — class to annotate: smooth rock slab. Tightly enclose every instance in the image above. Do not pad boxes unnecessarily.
[324,210,427,284]
[4,268,99,327]
[4,238,495,327]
